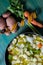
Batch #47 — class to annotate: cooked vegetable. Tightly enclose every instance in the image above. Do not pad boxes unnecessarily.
[37,43,42,48]
[8,34,43,65]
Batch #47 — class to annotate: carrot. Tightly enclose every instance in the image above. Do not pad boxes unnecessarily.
[20,20,24,26]
[37,43,42,48]
[24,11,43,28]
[24,11,29,18]
[31,19,43,28]
[31,12,37,19]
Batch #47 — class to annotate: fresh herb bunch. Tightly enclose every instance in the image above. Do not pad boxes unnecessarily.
[8,0,24,19]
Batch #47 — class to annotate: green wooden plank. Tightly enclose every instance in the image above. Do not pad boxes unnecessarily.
[0,0,10,16]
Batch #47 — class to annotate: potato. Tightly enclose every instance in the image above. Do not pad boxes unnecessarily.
[2,12,11,18]
[0,17,6,30]
[6,16,17,33]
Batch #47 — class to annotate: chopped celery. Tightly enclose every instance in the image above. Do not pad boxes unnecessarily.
[8,55,12,61]
[35,36,43,42]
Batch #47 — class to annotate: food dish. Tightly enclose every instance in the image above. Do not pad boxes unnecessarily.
[5,33,43,65]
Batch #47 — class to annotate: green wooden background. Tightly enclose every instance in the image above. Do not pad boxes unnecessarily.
[0,0,10,16]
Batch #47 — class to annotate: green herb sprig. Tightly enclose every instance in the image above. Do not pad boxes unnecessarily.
[8,0,24,19]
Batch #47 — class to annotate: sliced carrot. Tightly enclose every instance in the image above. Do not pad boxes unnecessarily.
[37,43,42,48]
